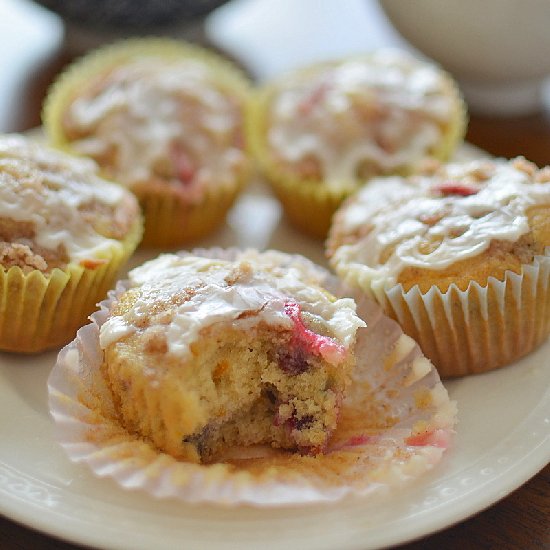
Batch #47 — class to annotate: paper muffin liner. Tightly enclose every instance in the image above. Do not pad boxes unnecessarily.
[42,38,253,248]
[340,250,550,378]
[136,176,247,248]
[247,57,467,239]
[48,248,456,505]
[0,217,142,353]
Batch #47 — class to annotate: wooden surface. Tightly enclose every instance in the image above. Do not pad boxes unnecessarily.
[0,1,548,549]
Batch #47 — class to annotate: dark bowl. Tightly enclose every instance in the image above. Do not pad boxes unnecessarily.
[34,0,229,30]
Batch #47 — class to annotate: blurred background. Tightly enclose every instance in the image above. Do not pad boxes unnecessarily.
[3,0,550,165]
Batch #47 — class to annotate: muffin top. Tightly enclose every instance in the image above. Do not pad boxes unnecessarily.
[263,50,459,187]
[0,135,139,273]
[99,250,365,363]
[60,54,249,202]
[328,157,550,293]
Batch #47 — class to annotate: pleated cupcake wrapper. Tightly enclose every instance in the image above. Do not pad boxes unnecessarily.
[247,58,467,239]
[48,248,456,506]
[378,251,550,377]
[42,37,253,248]
[0,218,142,353]
[137,176,248,248]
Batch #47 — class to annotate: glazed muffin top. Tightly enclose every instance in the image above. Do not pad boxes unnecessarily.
[328,157,550,294]
[55,42,250,203]
[0,135,140,273]
[99,250,365,364]
[259,49,462,188]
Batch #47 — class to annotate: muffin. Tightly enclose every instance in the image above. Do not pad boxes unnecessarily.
[43,38,251,247]
[328,157,550,377]
[249,49,466,238]
[50,248,457,504]
[0,134,141,353]
[98,250,365,462]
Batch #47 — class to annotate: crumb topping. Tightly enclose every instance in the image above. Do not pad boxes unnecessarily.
[0,242,56,273]
[100,251,365,360]
[330,158,550,291]
[0,135,139,272]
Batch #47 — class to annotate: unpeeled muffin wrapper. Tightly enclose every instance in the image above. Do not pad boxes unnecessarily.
[376,250,550,377]
[0,217,142,353]
[48,248,456,505]
[43,38,252,248]
[135,176,247,248]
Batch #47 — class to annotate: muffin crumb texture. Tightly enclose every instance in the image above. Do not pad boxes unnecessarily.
[100,251,365,462]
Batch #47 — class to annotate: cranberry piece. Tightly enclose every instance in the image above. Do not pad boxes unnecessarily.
[405,429,450,448]
[170,143,196,185]
[174,152,195,184]
[276,347,310,376]
[298,82,329,115]
[346,434,373,446]
[432,181,479,197]
[293,414,315,430]
[283,301,345,362]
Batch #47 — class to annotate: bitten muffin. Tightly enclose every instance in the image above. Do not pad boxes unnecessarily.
[0,134,141,352]
[43,38,251,247]
[99,250,365,462]
[328,157,550,376]
[249,49,466,237]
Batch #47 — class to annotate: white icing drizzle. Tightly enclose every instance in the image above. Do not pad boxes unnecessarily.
[331,159,550,289]
[66,58,247,200]
[0,135,134,261]
[99,251,366,362]
[268,50,454,186]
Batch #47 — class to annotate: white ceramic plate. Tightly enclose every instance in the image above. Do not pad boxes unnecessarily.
[1,180,549,550]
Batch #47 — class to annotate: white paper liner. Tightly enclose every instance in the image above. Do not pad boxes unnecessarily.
[381,250,550,377]
[48,248,456,506]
